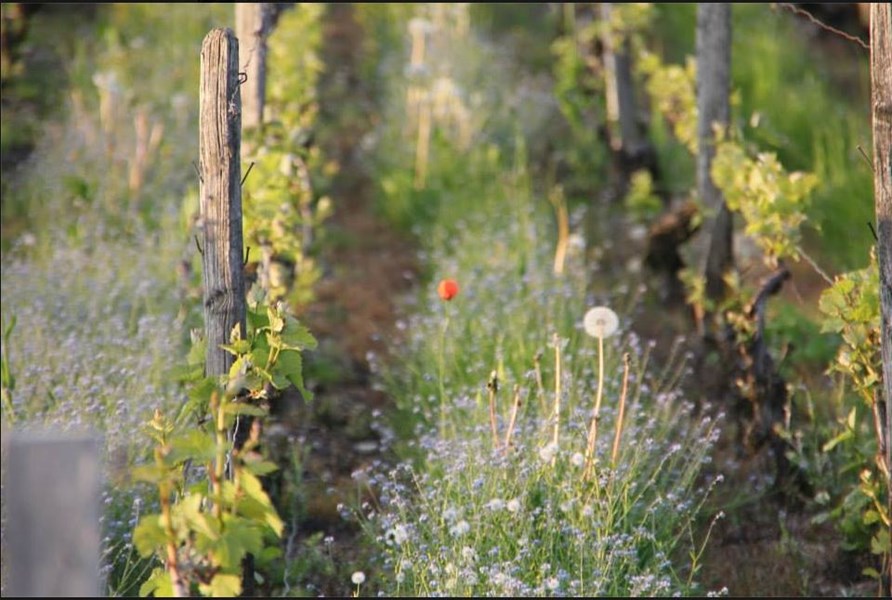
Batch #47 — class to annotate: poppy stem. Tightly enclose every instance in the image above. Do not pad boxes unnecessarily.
[438,314,450,439]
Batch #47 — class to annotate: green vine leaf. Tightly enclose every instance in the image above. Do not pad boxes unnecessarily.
[221,339,251,356]
[241,455,279,477]
[169,430,216,464]
[281,314,318,351]
[200,573,242,598]
[177,493,218,542]
[236,471,285,536]
[133,515,167,558]
[139,568,173,598]
[131,464,174,486]
[213,517,264,569]
[276,349,313,400]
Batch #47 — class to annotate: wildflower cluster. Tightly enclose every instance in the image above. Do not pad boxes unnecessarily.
[353,7,726,590]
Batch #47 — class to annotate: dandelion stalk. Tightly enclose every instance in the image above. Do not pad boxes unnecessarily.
[438,314,450,439]
[582,306,619,479]
[610,353,632,466]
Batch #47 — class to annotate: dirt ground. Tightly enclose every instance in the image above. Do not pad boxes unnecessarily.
[270,5,420,595]
[284,5,883,597]
[3,3,879,597]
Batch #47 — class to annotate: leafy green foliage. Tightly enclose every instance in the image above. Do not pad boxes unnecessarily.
[814,252,889,576]
[549,9,608,196]
[132,405,284,598]
[600,3,656,51]
[623,169,663,222]
[241,4,332,305]
[631,5,885,580]
[763,303,840,374]
[818,255,881,405]
[551,15,601,134]
[133,290,315,596]
[638,52,698,154]
[712,137,818,267]
[1,315,17,421]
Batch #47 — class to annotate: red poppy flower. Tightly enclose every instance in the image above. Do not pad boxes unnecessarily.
[437,278,459,301]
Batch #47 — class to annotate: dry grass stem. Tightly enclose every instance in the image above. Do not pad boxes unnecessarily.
[611,352,632,465]
[552,333,562,464]
[584,334,606,478]
[503,384,522,453]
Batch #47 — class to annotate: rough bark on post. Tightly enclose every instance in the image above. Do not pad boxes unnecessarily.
[200,27,252,594]
[199,28,246,389]
[696,3,733,309]
[235,3,273,158]
[870,4,892,595]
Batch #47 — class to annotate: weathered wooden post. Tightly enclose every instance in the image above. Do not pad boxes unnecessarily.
[599,2,647,160]
[869,4,892,596]
[199,26,254,595]
[235,3,273,136]
[696,3,733,314]
[4,430,102,597]
[199,28,246,379]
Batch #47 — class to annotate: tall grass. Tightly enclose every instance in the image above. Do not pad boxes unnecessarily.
[352,5,726,595]
[0,4,231,595]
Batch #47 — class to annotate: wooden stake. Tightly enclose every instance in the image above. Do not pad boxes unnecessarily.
[199,28,247,380]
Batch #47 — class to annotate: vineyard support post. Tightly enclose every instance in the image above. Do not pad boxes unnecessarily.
[199,27,253,595]
[235,3,274,160]
[4,431,101,597]
[869,5,892,595]
[696,3,734,315]
[199,27,247,381]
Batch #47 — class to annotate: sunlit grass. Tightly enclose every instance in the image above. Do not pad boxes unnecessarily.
[0,4,230,595]
[352,5,726,595]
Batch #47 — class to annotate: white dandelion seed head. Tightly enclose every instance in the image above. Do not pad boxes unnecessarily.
[486,498,506,511]
[539,442,559,463]
[386,524,409,546]
[351,571,366,585]
[583,306,619,339]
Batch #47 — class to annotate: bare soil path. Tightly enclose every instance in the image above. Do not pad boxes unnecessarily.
[275,4,876,597]
[275,4,419,596]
